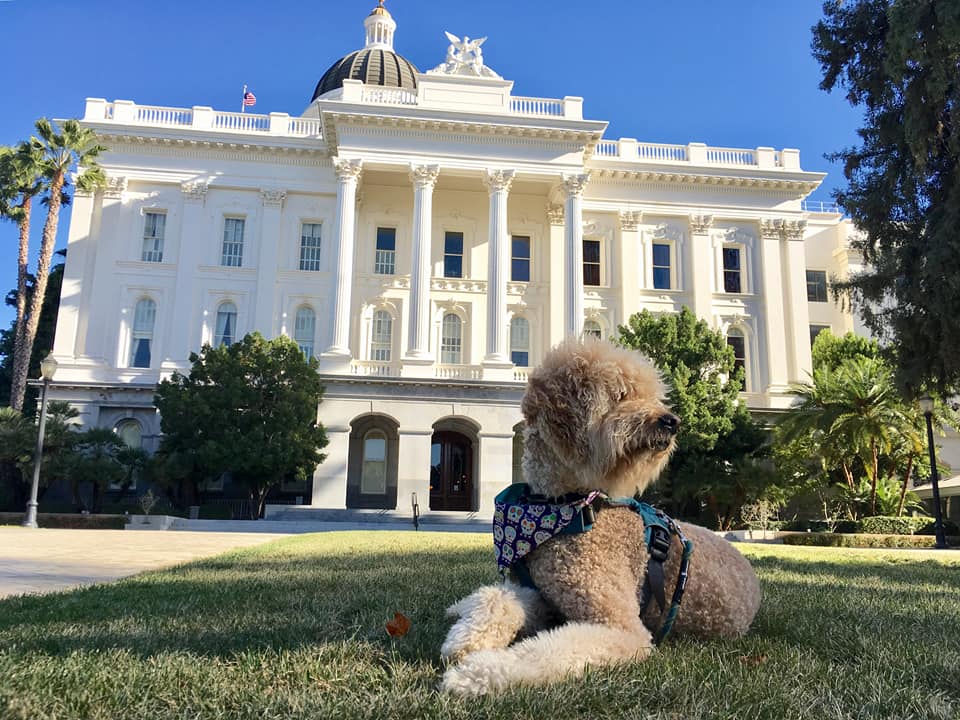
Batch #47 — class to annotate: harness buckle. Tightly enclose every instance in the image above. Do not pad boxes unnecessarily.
[648,525,671,563]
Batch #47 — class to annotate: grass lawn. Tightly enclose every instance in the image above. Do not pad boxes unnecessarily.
[1,533,958,720]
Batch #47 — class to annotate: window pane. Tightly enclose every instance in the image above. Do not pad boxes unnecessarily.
[299,223,322,272]
[583,263,600,286]
[294,307,316,358]
[512,236,530,259]
[222,218,245,267]
[215,303,237,347]
[806,270,828,302]
[142,212,165,262]
[444,254,463,279]
[376,227,396,251]
[652,243,670,267]
[511,258,530,282]
[444,232,463,254]
[584,321,602,340]
[652,267,671,290]
[441,314,462,364]
[116,420,142,448]
[372,310,392,362]
[724,270,742,294]
[809,324,830,347]
[722,247,741,270]
[511,351,529,366]
[727,334,746,391]
[130,299,156,368]
[364,434,386,462]
[583,240,600,263]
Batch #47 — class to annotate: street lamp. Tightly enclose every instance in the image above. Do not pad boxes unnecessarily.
[22,352,58,528]
[918,395,948,549]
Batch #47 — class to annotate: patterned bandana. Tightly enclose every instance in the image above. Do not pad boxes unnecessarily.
[492,483,601,573]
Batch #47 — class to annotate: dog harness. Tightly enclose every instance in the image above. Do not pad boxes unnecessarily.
[492,482,694,643]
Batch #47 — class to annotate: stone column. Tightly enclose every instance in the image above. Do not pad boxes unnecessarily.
[759,219,790,394]
[404,165,440,370]
[546,203,566,346]
[482,170,515,375]
[562,173,590,337]
[618,211,642,323]
[84,177,128,364]
[53,188,98,359]
[780,219,813,383]
[477,431,515,516]
[322,158,363,363]
[689,213,714,323]
[162,182,209,367]
[254,188,286,337]
[310,424,350,508]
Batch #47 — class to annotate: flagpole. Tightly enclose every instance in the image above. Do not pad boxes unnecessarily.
[241,84,246,114]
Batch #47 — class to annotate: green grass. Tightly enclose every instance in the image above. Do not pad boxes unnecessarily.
[1,533,958,720]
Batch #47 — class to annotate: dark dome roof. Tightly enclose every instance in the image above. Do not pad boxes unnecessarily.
[311,48,419,102]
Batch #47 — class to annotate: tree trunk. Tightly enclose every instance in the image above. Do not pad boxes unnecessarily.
[896,455,914,517]
[11,172,65,411]
[10,198,33,411]
[841,462,855,490]
[869,442,879,516]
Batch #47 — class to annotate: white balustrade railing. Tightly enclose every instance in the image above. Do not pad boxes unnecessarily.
[434,365,483,380]
[510,96,564,116]
[705,147,757,166]
[801,200,842,214]
[594,141,619,157]
[360,86,418,105]
[287,118,322,136]
[350,361,400,377]
[134,105,192,126]
[213,111,269,132]
[637,142,688,162]
[512,367,531,383]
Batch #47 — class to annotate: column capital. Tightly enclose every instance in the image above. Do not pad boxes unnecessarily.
[689,213,714,234]
[483,169,515,194]
[561,172,590,198]
[618,210,643,231]
[759,218,781,239]
[181,181,209,204]
[333,157,364,182]
[546,203,565,226]
[260,188,287,208]
[782,219,807,241]
[103,175,127,200]
[409,164,440,190]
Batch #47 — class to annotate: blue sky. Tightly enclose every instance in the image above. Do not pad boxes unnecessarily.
[0,0,861,330]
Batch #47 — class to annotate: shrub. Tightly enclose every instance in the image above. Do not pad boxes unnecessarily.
[782,532,960,548]
[833,520,860,534]
[0,512,127,529]
[859,516,933,535]
[918,519,960,536]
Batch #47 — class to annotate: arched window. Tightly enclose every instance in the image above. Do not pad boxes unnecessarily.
[294,306,316,359]
[215,302,237,347]
[441,314,463,364]
[361,430,387,495]
[114,419,143,448]
[510,317,530,366]
[583,320,602,340]
[129,298,156,368]
[727,328,747,391]
[371,310,393,362]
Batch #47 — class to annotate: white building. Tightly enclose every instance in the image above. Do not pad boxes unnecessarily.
[50,3,859,518]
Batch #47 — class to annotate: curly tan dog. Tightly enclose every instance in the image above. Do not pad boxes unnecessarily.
[440,337,761,696]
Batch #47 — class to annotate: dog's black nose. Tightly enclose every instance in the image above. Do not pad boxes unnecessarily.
[658,414,681,434]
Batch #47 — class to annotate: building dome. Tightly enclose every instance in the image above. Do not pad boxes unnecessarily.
[311,49,419,101]
[310,1,419,102]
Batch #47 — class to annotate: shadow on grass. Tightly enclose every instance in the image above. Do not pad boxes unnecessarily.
[0,542,496,665]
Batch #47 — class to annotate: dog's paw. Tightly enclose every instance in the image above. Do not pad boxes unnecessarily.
[439,618,479,663]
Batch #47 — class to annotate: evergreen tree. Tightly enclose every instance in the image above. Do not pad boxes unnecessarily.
[155,333,329,518]
[813,0,960,392]
[616,307,776,528]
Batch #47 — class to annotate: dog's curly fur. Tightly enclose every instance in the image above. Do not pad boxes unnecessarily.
[440,337,761,695]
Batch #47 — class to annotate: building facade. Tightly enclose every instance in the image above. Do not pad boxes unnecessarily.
[50,4,859,517]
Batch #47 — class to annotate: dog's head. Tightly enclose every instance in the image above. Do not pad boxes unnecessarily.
[521,336,678,499]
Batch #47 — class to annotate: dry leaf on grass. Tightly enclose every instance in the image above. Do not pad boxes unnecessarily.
[386,612,412,638]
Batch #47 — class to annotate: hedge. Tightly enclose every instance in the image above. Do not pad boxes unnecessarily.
[782,532,960,548]
[0,512,127,530]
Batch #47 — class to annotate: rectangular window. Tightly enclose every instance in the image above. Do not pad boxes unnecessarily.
[727,335,747,391]
[141,212,165,263]
[583,239,600,286]
[809,324,831,348]
[511,236,531,282]
[221,218,245,267]
[374,227,396,275]
[299,223,322,271]
[652,243,671,290]
[806,270,828,302]
[722,247,742,293]
[444,232,464,279]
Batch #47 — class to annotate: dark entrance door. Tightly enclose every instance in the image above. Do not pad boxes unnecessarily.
[430,431,473,511]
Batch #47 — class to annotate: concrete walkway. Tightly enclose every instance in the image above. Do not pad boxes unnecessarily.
[0,527,289,599]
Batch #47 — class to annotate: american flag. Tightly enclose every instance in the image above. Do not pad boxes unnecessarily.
[243,89,256,107]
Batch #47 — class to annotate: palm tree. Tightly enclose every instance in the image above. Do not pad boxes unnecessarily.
[8,120,106,411]
[0,143,46,411]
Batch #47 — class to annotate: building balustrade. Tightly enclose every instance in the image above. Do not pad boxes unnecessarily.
[592,139,802,170]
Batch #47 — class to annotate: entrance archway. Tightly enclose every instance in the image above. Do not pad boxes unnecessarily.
[430,430,473,511]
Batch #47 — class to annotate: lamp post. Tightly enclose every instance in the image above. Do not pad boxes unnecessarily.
[918,395,948,549]
[22,352,58,529]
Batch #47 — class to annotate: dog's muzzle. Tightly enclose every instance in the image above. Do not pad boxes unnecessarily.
[650,413,681,450]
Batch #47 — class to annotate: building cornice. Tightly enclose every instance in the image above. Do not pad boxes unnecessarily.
[587,167,823,196]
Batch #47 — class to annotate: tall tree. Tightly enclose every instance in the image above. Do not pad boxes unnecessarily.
[155,333,329,518]
[616,307,777,528]
[813,0,960,392]
[7,119,105,411]
[0,142,46,411]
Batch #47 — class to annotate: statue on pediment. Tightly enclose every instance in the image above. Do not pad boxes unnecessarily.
[429,31,502,79]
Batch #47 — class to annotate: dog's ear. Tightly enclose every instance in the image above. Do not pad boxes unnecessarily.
[522,364,590,463]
